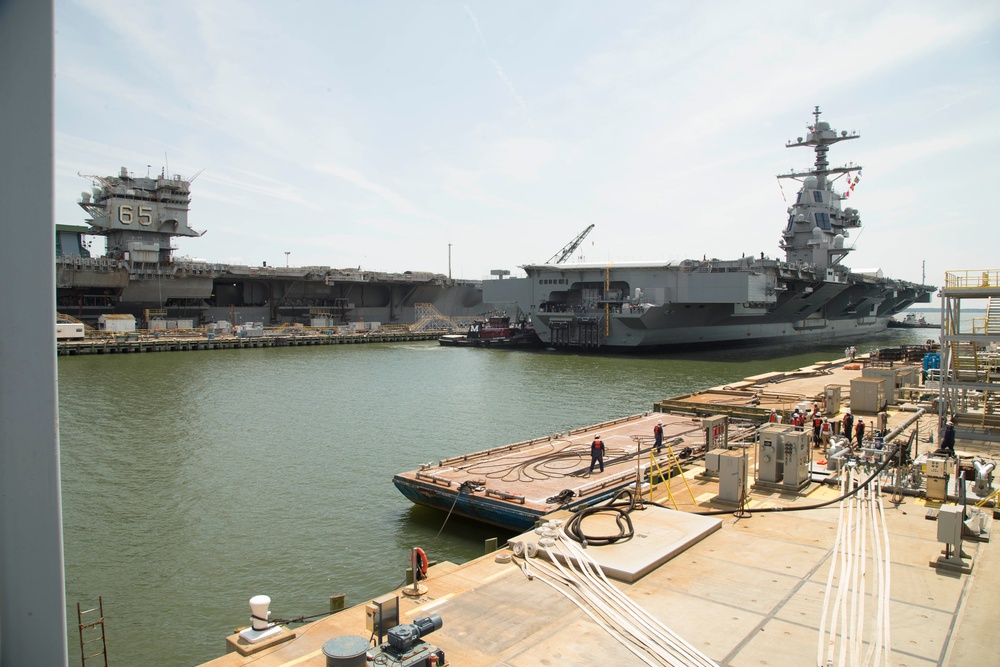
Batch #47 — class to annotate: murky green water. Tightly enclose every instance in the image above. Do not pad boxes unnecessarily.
[57,329,933,665]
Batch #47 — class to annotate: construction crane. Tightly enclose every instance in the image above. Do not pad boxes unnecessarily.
[546,224,595,264]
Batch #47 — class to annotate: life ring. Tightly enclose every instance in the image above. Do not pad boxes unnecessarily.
[412,547,428,581]
[845,363,861,370]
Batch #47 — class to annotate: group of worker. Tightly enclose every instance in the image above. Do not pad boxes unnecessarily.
[587,415,960,476]
[767,404,892,453]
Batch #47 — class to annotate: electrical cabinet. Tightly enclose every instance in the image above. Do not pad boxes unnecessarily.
[926,457,950,501]
[824,384,841,415]
[850,377,885,413]
[703,415,729,450]
[781,430,811,489]
[705,448,727,475]
[757,425,789,483]
[718,450,747,504]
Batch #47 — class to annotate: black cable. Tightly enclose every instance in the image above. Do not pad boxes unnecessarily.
[564,489,637,546]
[691,444,901,517]
[254,610,334,625]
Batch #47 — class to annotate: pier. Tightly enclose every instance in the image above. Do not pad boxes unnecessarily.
[56,330,442,355]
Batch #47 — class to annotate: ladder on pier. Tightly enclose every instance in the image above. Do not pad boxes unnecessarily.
[77,597,109,667]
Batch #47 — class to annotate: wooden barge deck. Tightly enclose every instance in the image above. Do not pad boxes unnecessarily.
[392,412,752,531]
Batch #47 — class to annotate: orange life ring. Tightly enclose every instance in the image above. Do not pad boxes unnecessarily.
[412,547,428,581]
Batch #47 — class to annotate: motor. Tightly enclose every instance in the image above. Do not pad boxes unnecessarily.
[369,614,446,666]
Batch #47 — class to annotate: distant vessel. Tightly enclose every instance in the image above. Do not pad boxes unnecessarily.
[57,168,484,328]
[888,313,937,329]
[438,312,541,348]
[485,108,935,350]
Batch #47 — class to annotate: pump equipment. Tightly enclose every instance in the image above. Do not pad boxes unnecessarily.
[369,614,445,666]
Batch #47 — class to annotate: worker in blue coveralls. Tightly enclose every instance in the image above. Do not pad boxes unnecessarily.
[653,421,664,453]
[940,420,956,457]
[589,435,605,474]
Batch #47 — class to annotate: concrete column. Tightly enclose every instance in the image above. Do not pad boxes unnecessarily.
[0,0,69,665]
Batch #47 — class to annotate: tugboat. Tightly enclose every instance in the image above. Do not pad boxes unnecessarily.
[888,313,936,329]
[438,312,542,348]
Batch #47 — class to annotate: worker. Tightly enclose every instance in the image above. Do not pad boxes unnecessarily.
[589,435,605,474]
[812,412,823,448]
[768,409,778,423]
[842,409,855,446]
[820,418,833,450]
[653,421,663,452]
[940,421,956,457]
[855,418,866,446]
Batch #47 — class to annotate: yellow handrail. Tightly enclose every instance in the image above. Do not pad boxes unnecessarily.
[944,269,1000,289]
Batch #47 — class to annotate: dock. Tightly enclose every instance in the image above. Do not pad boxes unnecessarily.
[56,330,441,355]
[198,350,1000,666]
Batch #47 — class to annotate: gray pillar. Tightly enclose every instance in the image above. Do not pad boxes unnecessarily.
[0,0,69,665]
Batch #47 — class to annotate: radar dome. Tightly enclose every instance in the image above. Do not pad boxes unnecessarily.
[833,234,845,249]
[816,121,831,131]
[803,176,818,189]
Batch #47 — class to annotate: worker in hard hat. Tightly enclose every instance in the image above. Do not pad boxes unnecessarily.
[589,435,605,474]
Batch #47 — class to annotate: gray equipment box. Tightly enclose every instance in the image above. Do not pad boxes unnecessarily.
[718,450,747,504]
[824,384,842,415]
[850,377,885,413]
[757,425,790,483]
[781,430,811,490]
[704,448,727,475]
[862,368,909,406]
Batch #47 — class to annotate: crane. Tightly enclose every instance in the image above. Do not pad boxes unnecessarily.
[546,224,595,264]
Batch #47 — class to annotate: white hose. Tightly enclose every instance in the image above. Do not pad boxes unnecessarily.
[525,531,718,667]
[817,465,896,667]
[554,537,714,666]
[525,559,664,667]
[545,543,694,666]
[817,468,849,666]
[565,535,718,665]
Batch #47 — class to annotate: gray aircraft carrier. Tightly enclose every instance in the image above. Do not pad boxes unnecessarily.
[484,108,935,351]
[56,168,484,328]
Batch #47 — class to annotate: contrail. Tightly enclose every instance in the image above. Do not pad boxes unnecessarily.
[463,4,531,123]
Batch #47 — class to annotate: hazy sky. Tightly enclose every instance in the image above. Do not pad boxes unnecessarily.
[55,0,999,291]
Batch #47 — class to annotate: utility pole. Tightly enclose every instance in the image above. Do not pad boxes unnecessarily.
[285,251,290,268]
[448,243,452,279]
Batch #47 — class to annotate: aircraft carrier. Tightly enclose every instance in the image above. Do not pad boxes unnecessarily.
[56,168,484,328]
[484,108,936,350]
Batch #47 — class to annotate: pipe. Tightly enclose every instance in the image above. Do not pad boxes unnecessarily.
[883,408,926,442]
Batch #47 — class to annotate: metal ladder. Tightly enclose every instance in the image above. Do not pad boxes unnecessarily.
[77,597,109,667]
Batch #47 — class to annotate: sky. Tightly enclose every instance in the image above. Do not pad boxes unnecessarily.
[54,0,1000,293]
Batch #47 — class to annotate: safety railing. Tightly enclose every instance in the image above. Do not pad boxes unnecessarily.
[944,269,1000,290]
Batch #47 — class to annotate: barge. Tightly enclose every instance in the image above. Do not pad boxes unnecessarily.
[393,412,749,532]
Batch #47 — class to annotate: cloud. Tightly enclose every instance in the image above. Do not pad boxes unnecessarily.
[315,161,448,226]
[462,4,532,124]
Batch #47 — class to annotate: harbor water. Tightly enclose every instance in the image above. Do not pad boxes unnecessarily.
[58,327,937,665]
